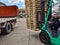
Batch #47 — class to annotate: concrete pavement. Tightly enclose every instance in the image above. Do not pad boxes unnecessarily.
[0,18,44,45]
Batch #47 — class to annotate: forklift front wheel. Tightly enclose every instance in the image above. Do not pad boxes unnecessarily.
[39,31,50,44]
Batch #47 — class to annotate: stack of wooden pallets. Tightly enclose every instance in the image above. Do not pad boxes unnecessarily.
[25,0,49,31]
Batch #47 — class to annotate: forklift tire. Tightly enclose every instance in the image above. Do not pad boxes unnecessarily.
[39,31,50,44]
[1,22,12,35]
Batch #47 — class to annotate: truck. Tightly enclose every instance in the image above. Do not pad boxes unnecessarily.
[0,5,18,35]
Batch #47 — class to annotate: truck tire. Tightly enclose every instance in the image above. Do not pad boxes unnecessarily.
[39,31,50,44]
[1,22,12,35]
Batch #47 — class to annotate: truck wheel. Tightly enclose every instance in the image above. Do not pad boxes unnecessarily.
[39,31,50,44]
[1,22,12,35]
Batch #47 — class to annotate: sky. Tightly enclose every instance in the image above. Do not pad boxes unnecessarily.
[0,0,25,9]
[0,0,59,9]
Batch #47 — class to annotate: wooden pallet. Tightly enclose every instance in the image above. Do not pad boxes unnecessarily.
[25,0,49,31]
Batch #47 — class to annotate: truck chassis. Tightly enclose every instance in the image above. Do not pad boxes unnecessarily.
[0,17,17,35]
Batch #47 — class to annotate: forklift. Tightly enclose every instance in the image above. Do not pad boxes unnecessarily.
[39,0,60,45]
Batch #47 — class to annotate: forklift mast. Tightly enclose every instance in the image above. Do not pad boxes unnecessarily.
[41,0,52,26]
[41,0,52,29]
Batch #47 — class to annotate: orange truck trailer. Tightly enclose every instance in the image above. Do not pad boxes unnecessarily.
[0,5,18,34]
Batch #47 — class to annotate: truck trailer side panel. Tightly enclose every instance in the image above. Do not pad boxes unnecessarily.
[0,5,18,17]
